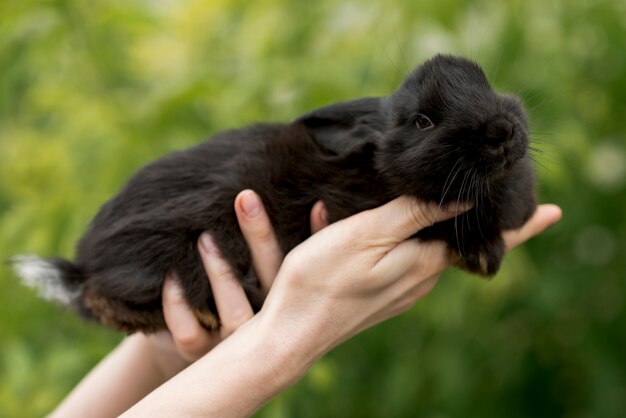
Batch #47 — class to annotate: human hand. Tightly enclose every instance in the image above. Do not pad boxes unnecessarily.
[259,199,562,363]
[146,191,329,378]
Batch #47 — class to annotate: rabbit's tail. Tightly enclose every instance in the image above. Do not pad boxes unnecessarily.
[8,255,94,319]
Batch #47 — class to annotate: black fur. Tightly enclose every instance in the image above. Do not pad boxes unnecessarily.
[17,55,536,333]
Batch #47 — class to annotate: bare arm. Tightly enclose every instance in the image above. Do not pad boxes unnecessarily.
[48,191,329,418]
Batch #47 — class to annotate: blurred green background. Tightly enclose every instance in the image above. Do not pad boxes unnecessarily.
[1,0,624,416]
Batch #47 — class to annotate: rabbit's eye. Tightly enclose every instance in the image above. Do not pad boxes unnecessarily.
[415,114,434,130]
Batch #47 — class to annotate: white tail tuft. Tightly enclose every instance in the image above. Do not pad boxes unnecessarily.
[11,255,79,305]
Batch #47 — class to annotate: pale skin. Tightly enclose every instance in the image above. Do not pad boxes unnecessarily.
[49,191,562,418]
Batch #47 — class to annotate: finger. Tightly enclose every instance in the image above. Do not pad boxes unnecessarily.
[377,274,441,325]
[346,274,440,342]
[162,275,214,361]
[407,274,440,301]
[234,190,284,291]
[503,204,562,251]
[359,196,472,243]
[198,233,254,334]
[310,200,329,234]
[371,238,448,284]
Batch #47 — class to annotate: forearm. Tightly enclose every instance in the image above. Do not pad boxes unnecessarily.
[121,310,318,418]
[49,335,168,418]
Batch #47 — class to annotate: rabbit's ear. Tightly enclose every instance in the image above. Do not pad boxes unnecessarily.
[295,97,385,155]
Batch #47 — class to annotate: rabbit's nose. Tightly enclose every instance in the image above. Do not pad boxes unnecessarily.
[484,116,514,145]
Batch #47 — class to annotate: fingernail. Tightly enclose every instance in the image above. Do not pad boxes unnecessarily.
[241,191,261,218]
[200,232,218,253]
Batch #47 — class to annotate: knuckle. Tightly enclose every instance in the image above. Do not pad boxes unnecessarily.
[175,328,203,349]
[410,202,432,227]
[251,224,275,245]
[208,259,235,282]
[420,242,450,275]
[407,201,431,229]
[164,287,188,308]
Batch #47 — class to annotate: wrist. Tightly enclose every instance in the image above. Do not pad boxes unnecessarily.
[244,311,317,390]
[256,288,336,376]
[123,312,322,418]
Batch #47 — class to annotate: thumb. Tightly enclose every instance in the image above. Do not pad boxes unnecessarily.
[362,196,472,243]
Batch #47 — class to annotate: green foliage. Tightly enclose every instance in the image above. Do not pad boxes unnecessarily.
[1,0,624,416]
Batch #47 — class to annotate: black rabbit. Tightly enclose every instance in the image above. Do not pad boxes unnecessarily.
[12,54,536,333]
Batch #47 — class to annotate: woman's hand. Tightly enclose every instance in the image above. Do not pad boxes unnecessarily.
[261,198,563,362]
[146,191,329,378]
